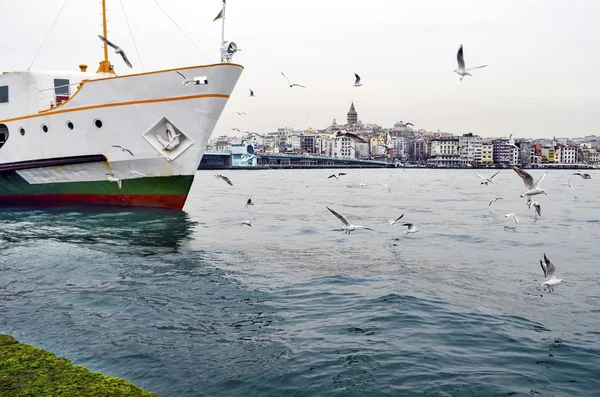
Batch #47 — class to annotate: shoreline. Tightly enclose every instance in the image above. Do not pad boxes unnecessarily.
[198,165,597,171]
[0,335,156,396]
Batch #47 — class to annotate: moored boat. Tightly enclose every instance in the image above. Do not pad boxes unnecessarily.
[0,0,241,210]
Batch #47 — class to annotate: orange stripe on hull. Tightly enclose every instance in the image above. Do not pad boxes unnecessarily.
[0,194,188,210]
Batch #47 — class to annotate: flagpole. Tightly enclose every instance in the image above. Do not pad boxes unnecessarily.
[221,0,226,49]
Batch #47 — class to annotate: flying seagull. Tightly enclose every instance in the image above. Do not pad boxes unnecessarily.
[505,213,519,224]
[476,170,499,185]
[540,253,563,292]
[236,112,247,115]
[128,164,148,177]
[105,172,122,189]
[402,223,418,235]
[326,206,373,234]
[327,173,347,179]
[383,184,391,193]
[568,179,578,199]
[360,180,367,188]
[353,73,362,87]
[111,145,134,156]
[232,128,241,133]
[489,197,503,207]
[512,166,548,198]
[531,201,541,217]
[281,72,306,88]
[240,221,252,227]
[175,71,206,85]
[215,173,233,186]
[388,214,405,225]
[249,89,255,97]
[305,110,315,116]
[454,44,487,81]
[245,198,260,208]
[573,171,592,179]
[97,35,132,68]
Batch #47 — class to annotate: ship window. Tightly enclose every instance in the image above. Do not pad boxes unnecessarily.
[0,124,8,148]
[54,79,70,96]
[0,86,8,103]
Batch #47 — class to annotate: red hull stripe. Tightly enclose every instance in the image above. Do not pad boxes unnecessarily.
[0,194,188,210]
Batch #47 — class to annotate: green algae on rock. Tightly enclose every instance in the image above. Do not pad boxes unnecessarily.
[0,335,157,397]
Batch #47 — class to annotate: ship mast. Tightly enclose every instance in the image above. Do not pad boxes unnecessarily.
[96,0,114,74]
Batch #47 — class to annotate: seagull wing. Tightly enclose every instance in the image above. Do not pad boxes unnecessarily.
[111,145,123,149]
[475,171,487,180]
[534,203,541,216]
[281,72,292,85]
[488,199,494,207]
[124,148,134,156]
[176,71,187,80]
[328,174,337,179]
[540,259,548,278]
[97,35,118,50]
[220,175,233,186]
[338,172,347,176]
[467,65,488,71]
[512,166,535,189]
[249,89,254,96]
[533,172,548,189]
[543,254,556,279]
[327,206,350,227]
[457,44,466,70]
[292,84,307,88]
[394,214,405,223]
[405,122,414,127]
[119,50,132,68]
[402,223,413,229]
[354,73,361,85]
[489,171,500,180]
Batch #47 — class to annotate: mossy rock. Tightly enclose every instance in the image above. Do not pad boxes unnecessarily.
[0,335,157,396]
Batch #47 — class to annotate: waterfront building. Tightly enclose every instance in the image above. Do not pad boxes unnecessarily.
[555,144,578,164]
[541,146,556,163]
[481,142,493,165]
[492,139,511,165]
[458,133,483,166]
[427,136,461,167]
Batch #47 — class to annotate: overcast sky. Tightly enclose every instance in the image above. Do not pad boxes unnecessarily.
[1,0,599,138]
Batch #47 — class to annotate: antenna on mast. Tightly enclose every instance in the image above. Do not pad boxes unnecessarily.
[218,0,240,63]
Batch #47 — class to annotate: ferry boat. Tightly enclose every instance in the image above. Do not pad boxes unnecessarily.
[0,0,242,210]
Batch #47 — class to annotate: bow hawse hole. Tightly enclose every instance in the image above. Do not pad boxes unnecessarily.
[94,119,103,128]
[0,124,9,148]
[41,125,49,133]
[66,121,74,130]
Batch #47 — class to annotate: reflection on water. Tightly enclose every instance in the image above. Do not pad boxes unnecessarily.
[0,207,196,252]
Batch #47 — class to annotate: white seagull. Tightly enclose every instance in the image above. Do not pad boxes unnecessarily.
[402,223,418,235]
[489,197,503,207]
[97,35,132,68]
[281,72,306,88]
[505,213,519,224]
[359,180,367,188]
[128,164,148,177]
[454,44,487,81]
[175,71,206,85]
[353,73,362,87]
[215,173,233,186]
[111,145,134,156]
[240,221,252,227]
[105,173,122,189]
[476,170,499,185]
[388,214,405,225]
[383,184,391,193]
[327,206,373,234]
[539,254,564,292]
[568,179,578,199]
[236,112,247,116]
[328,172,347,180]
[573,171,592,179]
[513,167,548,198]
[527,200,541,217]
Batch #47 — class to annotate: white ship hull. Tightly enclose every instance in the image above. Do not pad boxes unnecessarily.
[0,63,243,210]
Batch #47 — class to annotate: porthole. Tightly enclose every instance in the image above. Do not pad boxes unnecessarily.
[66,121,74,130]
[41,125,48,133]
[19,127,25,136]
[94,119,103,128]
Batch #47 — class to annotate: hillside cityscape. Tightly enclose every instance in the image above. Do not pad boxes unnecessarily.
[208,102,599,168]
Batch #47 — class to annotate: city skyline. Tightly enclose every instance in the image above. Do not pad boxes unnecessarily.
[1,0,599,138]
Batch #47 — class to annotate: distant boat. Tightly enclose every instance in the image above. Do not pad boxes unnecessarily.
[0,0,242,210]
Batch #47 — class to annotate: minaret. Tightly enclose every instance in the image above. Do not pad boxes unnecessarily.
[347,102,358,126]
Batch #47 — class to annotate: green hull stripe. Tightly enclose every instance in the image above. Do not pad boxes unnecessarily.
[0,172,194,195]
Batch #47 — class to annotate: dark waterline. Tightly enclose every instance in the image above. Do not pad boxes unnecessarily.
[1,169,599,396]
